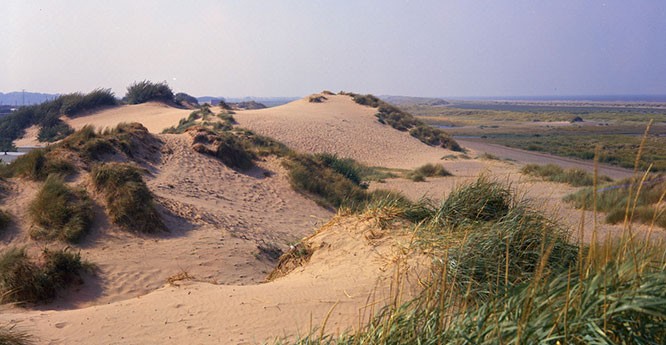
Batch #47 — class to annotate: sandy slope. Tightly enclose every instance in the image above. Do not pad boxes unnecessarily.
[235,94,455,169]
[64,102,191,133]
[0,216,425,344]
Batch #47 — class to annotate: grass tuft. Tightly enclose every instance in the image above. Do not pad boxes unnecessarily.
[28,175,93,243]
[0,247,89,305]
[522,163,611,187]
[0,209,11,234]
[124,80,174,104]
[0,324,32,345]
[91,163,164,233]
[8,149,75,181]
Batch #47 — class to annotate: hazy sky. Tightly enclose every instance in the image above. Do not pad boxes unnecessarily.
[1,0,665,98]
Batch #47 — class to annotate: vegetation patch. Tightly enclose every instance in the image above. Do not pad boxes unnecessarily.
[124,80,174,104]
[174,92,199,107]
[266,242,313,281]
[0,247,90,305]
[344,92,461,151]
[91,162,164,233]
[28,175,93,243]
[308,95,327,103]
[7,149,75,181]
[60,123,159,162]
[521,163,611,187]
[279,178,665,344]
[407,163,452,182]
[0,89,117,147]
[565,175,666,228]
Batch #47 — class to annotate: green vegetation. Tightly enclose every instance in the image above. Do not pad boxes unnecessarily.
[5,149,75,181]
[162,107,233,134]
[91,163,164,233]
[60,123,155,161]
[565,175,666,228]
[0,247,89,305]
[278,177,666,344]
[0,324,32,345]
[521,163,611,187]
[124,80,174,104]
[407,163,452,182]
[0,89,117,146]
[344,92,462,151]
[28,175,93,243]
[308,95,327,103]
[494,133,666,171]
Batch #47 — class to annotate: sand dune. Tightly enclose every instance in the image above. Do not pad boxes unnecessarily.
[235,94,456,169]
[64,102,191,133]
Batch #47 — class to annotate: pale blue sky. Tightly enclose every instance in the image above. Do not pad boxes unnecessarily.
[1,0,665,97]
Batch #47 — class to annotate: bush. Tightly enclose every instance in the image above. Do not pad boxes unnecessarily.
[124,80,174,104]
[91,163,164,233]
[0,247,88,305]
[28,175,93,243]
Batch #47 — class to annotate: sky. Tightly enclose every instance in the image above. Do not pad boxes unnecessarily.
[1,0,665,98]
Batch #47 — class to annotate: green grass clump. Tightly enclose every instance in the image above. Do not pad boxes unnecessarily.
[431,176,513,228]
[414,163,452,177]
[345,92,462,151]
[565,175,666,228]
[91,163,164,233]
[8,149,75,181]
[521,163,610,187]
[174,92,199,107]
[28,175,93,243]
[60,123,155,161]
[0,247,89,305]
[283,154,370,209]
[124,80,174,104]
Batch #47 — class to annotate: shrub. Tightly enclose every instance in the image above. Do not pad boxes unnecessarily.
[124,80,174,104]
[213,133,254,170]
[28,175,93,243]
[37,118,74,142]
[0,247,88,305]
[91,163,164,233]
[308,95,327,103]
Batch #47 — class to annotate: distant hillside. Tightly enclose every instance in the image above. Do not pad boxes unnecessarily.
[380,95,450,107]
[0,91,59,106]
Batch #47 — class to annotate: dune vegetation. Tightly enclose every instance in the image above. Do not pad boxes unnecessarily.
[28,175,94,243]
[3,149,75,181]
[0,247,90,305]
[342,92,462,151]
[0,89,117,147]
[124,80,174,105]
[521,163,611,187]
[407,163,452,182]
[91,162,164,234]
[277,177,666,344]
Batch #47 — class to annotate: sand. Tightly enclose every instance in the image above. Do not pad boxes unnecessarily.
[1,94,662,344]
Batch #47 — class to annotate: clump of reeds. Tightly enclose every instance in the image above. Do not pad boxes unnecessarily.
[522,163,611,187]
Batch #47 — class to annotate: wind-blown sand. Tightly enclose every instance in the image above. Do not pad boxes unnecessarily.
[1,94,662,344]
